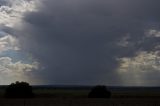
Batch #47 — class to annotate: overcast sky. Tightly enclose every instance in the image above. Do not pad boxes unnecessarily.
[0,0,160,86]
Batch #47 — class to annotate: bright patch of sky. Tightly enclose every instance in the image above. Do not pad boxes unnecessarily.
[0,0,39,84]
[0,0,37,27]
[117,51,160,86]
[0,56,39,85]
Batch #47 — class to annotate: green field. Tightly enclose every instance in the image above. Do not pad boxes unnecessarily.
[1,86,160,98]
[33,88,90,98]
[0,98,160,106]
[33,88,160,98]
[29,86,160,99]
[0,86,160,105]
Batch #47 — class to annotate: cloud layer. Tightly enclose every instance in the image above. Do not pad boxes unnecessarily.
[0,0,39,85]
[0,35,19,52]
[0,0,37,27]
[1,0,160,86]
[0,57,39,85]
[118,51,160,86]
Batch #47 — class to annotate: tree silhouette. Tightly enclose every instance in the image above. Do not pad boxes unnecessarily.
[4,81,34,98]
[88,85,111,98]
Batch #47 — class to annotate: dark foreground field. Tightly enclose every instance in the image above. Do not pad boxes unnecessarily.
[1,98,160,106]
[1,86,160,106]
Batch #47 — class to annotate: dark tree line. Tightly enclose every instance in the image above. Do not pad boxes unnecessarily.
[4,81,111,98]
[88,85,111,98]
[4,81,34,98]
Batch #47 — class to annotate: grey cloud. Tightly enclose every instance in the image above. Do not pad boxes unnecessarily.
[0,0,7,5]
[7,0,160,85]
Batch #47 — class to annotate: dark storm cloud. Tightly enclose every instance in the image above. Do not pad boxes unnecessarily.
[8,0,160,85]
[0,0,7,4]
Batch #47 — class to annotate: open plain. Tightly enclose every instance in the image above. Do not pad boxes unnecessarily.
[1,86,160,106]
[0,98,160,106]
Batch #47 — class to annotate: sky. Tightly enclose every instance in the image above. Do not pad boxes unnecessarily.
[0,0,160,86]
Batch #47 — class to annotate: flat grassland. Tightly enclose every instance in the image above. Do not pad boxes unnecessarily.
[0,86,160,106]
[0,98,160,106]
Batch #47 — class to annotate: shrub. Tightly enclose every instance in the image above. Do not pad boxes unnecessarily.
[4,81,34,98]
[88,85,111,98]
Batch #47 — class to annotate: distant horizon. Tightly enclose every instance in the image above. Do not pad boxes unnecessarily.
[1,84,160,88]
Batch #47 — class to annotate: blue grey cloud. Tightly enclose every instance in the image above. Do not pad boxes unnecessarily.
[6,0,160,86]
